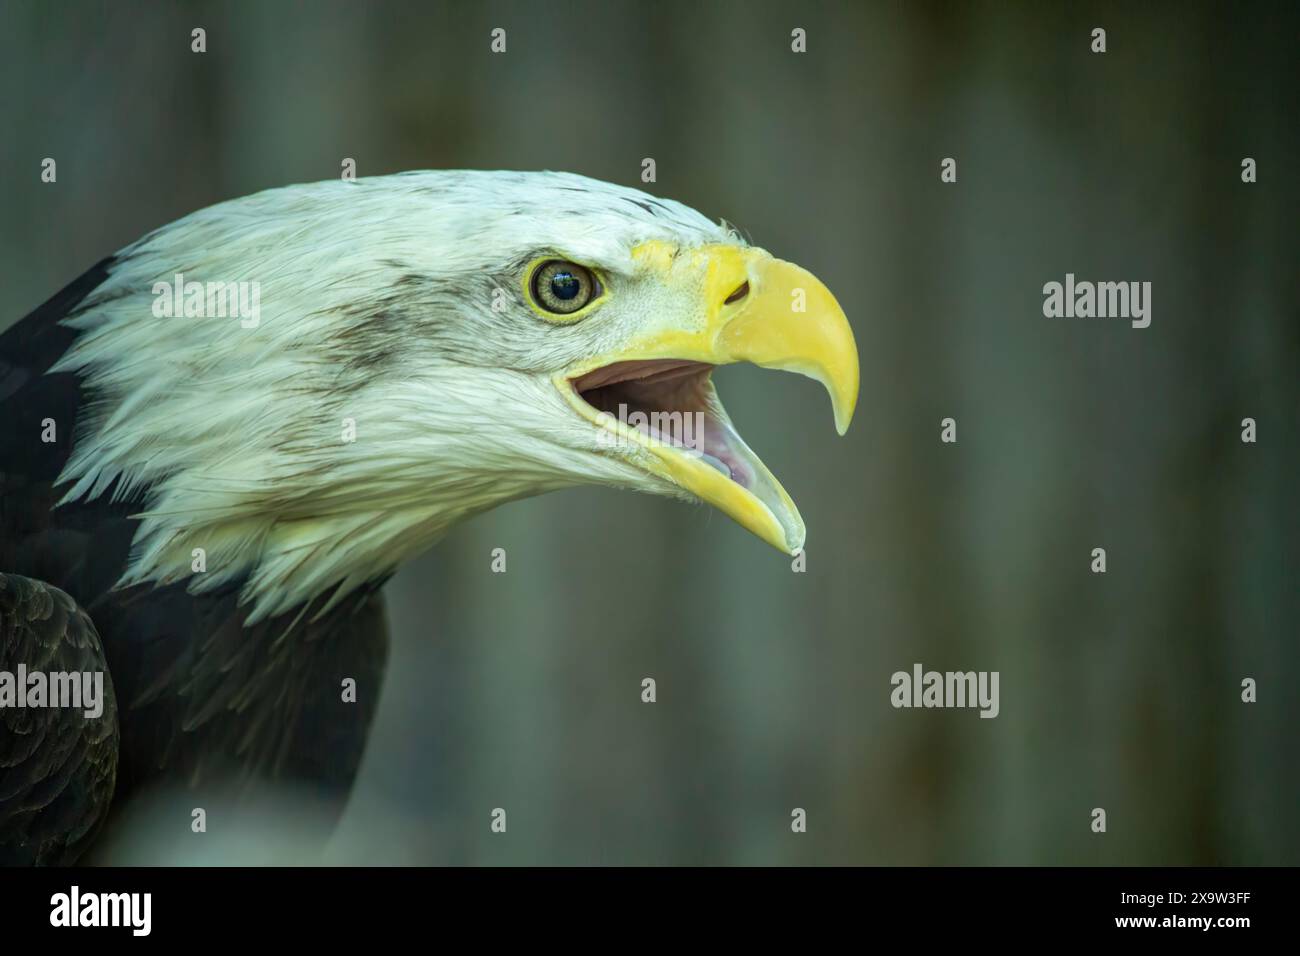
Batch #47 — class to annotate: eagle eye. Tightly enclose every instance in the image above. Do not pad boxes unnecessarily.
[530,260,600,316]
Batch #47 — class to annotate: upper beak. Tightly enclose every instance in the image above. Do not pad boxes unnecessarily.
[558,241,859,553]
[714,253,859,435]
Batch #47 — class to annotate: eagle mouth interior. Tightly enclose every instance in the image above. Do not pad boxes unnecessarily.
[571,359,757,487]
[565,358,806,552]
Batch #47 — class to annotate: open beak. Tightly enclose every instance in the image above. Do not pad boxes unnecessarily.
[556,241,859,554]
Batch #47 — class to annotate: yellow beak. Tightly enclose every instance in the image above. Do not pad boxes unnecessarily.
[713,253,858,436]
[558,241,859,554]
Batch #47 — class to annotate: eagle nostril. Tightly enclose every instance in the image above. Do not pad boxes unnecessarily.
[723,281,750,305]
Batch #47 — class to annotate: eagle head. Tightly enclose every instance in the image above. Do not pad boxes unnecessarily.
[53,171,858,622]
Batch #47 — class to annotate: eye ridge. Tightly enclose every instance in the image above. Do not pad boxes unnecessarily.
[531,259,600,316]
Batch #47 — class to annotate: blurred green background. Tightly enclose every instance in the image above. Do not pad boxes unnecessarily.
[2,0,1296,864]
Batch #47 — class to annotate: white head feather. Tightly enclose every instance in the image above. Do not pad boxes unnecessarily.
[52,171,738,622]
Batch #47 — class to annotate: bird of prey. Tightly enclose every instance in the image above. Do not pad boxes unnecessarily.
[0,170,858,864]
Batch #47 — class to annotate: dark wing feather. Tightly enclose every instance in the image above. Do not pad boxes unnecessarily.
[0,573,119,865]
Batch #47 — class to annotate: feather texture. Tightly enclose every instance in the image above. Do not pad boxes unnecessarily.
[50,171,734,621]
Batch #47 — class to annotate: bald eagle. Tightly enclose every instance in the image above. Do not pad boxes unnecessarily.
[0,170,857,864]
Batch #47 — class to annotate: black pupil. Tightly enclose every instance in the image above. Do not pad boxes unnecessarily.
[550,271,581,301]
